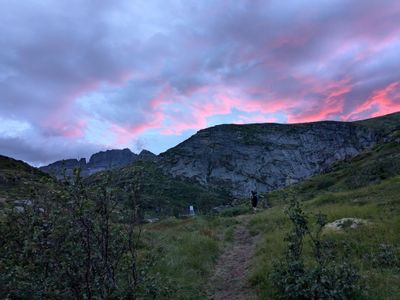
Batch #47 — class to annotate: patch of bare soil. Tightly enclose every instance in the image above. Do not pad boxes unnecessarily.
[208,215,258,300]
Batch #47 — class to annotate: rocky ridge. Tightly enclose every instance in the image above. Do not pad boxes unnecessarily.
[40,148,156,179]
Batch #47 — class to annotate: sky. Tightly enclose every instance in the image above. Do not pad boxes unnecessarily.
[0,0,400,166]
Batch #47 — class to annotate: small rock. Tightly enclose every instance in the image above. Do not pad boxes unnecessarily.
[212,205,233,213]
[143,218,160,223]
[14,199,33,206]
[14,206,25,213]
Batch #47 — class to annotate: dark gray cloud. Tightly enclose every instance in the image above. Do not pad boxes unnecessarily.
[0,135,101,166]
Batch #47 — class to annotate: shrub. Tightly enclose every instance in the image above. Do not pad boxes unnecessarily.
[369,243,400,270]
[0,169,144,299]
[270,188,362,299]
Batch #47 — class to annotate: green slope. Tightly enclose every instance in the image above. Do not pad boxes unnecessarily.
[85,160,231,215]
[355,111,400,135]
[0,155,56,201]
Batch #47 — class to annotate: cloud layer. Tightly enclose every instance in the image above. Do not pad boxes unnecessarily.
[0,0,399,165]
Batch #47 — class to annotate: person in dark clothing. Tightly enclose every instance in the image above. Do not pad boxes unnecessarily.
[251,190,258,212]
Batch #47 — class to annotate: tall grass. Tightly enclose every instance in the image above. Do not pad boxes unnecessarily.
[250,176,400,299]
[140,216,238,299]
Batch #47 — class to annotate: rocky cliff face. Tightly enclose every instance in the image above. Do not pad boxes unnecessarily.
[40,148,156,179]
[159,121,380,197]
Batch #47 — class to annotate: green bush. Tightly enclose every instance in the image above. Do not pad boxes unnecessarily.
[369,243,400,270]
[0,169,147,299]
[270,190,362,299]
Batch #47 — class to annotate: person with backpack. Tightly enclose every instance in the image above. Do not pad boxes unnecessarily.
[251,190,258,213]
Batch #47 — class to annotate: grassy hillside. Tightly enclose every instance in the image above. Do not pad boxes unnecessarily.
[0,155,56,201]
[355,111,400,135]
[85,160,231,216]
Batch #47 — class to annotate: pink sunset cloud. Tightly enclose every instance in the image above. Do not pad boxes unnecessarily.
[347,82,400,120]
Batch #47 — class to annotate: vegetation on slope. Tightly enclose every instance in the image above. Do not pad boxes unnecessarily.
[355,111,400,135]
[85,160,231,216]
[0,155,57,201]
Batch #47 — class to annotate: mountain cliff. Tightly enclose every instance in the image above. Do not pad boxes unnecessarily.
[159,120,382,197]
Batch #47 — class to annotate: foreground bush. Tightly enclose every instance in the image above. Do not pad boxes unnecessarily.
[271,190,362,299]
[0,170,155,299]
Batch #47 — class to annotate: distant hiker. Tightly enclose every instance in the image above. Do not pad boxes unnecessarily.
[262,193,270,209]
[251,190,258,213]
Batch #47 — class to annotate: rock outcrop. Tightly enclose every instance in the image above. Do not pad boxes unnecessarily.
[40,148,155,179]
[159,121,380,197]
[40,158,87,178]
[86,149,138,174]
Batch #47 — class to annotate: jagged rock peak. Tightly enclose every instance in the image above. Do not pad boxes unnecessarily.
[138,149,156,160]
[40,148,154,178]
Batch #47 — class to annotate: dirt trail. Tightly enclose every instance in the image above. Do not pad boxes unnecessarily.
[208,215,258,300]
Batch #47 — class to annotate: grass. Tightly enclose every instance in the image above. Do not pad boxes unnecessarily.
[249,175,400,299]
[139,215,239,299]
[218,204,250,217]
